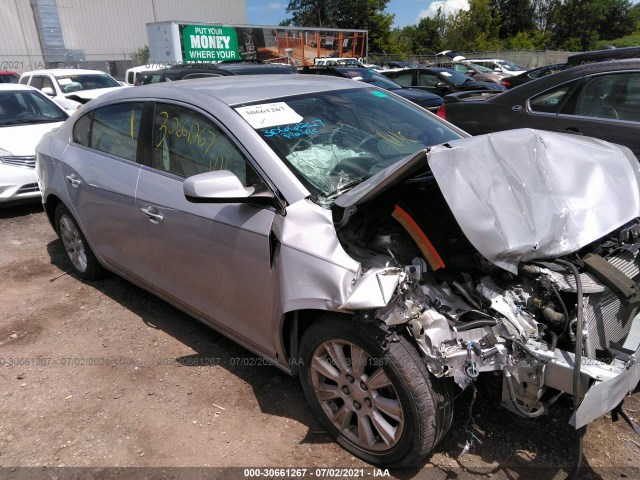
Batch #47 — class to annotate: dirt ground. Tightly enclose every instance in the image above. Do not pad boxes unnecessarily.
[1,203,640,480]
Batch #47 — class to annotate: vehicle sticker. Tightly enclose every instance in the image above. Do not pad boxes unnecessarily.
[262,119,325,139]
[440,72,452,77]
[371,91,387,98]
[58,78,73,85]
[235,102,303,129]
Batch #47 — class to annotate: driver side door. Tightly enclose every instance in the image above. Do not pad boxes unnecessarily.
[131,101,278,357]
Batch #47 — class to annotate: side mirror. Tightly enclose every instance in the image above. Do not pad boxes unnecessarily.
[435,82,448,89]
[183,170,279,210]
[41,87,55,96]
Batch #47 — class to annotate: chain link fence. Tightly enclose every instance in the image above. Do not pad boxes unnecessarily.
[368,50,578,69]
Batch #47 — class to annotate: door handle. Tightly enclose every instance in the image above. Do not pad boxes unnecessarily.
[65,174,81,187]
[140,206,164,224]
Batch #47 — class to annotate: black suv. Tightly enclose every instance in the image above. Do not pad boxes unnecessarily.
[140,62,296,84]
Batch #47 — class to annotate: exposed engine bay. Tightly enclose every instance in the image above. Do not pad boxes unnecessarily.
[333,138,640,429]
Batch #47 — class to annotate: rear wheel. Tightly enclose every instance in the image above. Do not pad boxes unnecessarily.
[54,204,106,280]
[299,316,453,467]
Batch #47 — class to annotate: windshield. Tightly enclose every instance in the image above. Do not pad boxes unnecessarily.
[55,74,120,92]
[0,73,19,84]
[498,61,523,72]
[0,90,67,126]
[234,87,461,206]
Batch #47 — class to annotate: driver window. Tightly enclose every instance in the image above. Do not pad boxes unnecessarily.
[152,103,261,188]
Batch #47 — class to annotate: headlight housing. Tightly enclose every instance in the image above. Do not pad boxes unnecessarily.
[0,147,13,164]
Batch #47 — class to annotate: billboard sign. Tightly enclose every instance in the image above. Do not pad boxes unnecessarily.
[182,25,241,61]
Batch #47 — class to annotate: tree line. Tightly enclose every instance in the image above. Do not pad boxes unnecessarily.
[282,0,640,55]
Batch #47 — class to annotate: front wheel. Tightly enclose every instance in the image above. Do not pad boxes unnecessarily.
[299,316,453,468]
[54,204,106,280]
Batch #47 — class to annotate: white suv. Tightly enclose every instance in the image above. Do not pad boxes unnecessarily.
[467,59,526,76]
[19,69,124,113]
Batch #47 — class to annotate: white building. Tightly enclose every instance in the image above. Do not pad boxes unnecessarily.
[0,0,247,78]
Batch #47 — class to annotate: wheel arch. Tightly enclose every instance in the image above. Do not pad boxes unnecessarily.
[280,309,355,376]
[43,193,63,228]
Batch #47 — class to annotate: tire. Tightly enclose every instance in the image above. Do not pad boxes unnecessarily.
[299,315,453,468]
[54,204,106,280]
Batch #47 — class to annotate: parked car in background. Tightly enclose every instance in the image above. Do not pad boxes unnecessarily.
[314,57,362,67]
[157,62,296,81]
[37,75,640,468]
[124,64,168,85]
[381,60,420,69]
[0,71,19,83]
[19,69,124,113]
[134,68,165,86]
[449,61,508,85]
[0,84,67,204]
[565,46,640,69]
[438,59,640,155]
[500,63,564,89]
[382,67,504,96]
[467,59,526,76]
[301,66,444,112]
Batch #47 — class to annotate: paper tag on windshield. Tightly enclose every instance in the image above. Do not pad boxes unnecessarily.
[235,102,303,129]
[58,78,73,85]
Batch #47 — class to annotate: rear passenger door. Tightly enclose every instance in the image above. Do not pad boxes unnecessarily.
[62,102,144,269]
[132,101,277,356]
[549,72,640,155]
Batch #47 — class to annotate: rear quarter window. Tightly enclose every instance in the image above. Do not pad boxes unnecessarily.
[87,103,144,162]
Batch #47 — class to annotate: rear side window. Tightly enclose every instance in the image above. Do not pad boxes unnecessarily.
[391,71,414,87]
[529,81,577,114]
[151,102,262,187]
[73,113,92,146]
[88,103,144,162]
[30,76,44,89]
[19,76,29,85]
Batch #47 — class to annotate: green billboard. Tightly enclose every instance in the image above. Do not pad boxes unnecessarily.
[182,25,240,62]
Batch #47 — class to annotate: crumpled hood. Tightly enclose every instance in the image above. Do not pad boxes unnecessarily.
[428,129,640,273]
[0,122,65,156]
[336,128,640,274]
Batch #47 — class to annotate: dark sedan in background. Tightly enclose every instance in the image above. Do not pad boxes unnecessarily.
[301,66,444,112]
[500,63,564,89]
[382,67,504,96]
[438,59,640,155]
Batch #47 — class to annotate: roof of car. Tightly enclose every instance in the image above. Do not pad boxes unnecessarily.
[20,69,112,77]
[483,58,640,102]
[0,84,36,91]
[89,74,372,108]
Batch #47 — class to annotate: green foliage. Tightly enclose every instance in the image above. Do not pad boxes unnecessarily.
[131,45,150,66]
[594,33,640,48]
[284,0,639,56]
[544,0,637,50]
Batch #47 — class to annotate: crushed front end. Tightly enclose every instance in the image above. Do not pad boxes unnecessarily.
[334,129,640,429]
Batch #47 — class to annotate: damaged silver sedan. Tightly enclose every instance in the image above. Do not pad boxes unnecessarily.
[36,75,640,467]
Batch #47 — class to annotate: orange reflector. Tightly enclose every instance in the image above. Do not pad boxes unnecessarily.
[391,204,445,271]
